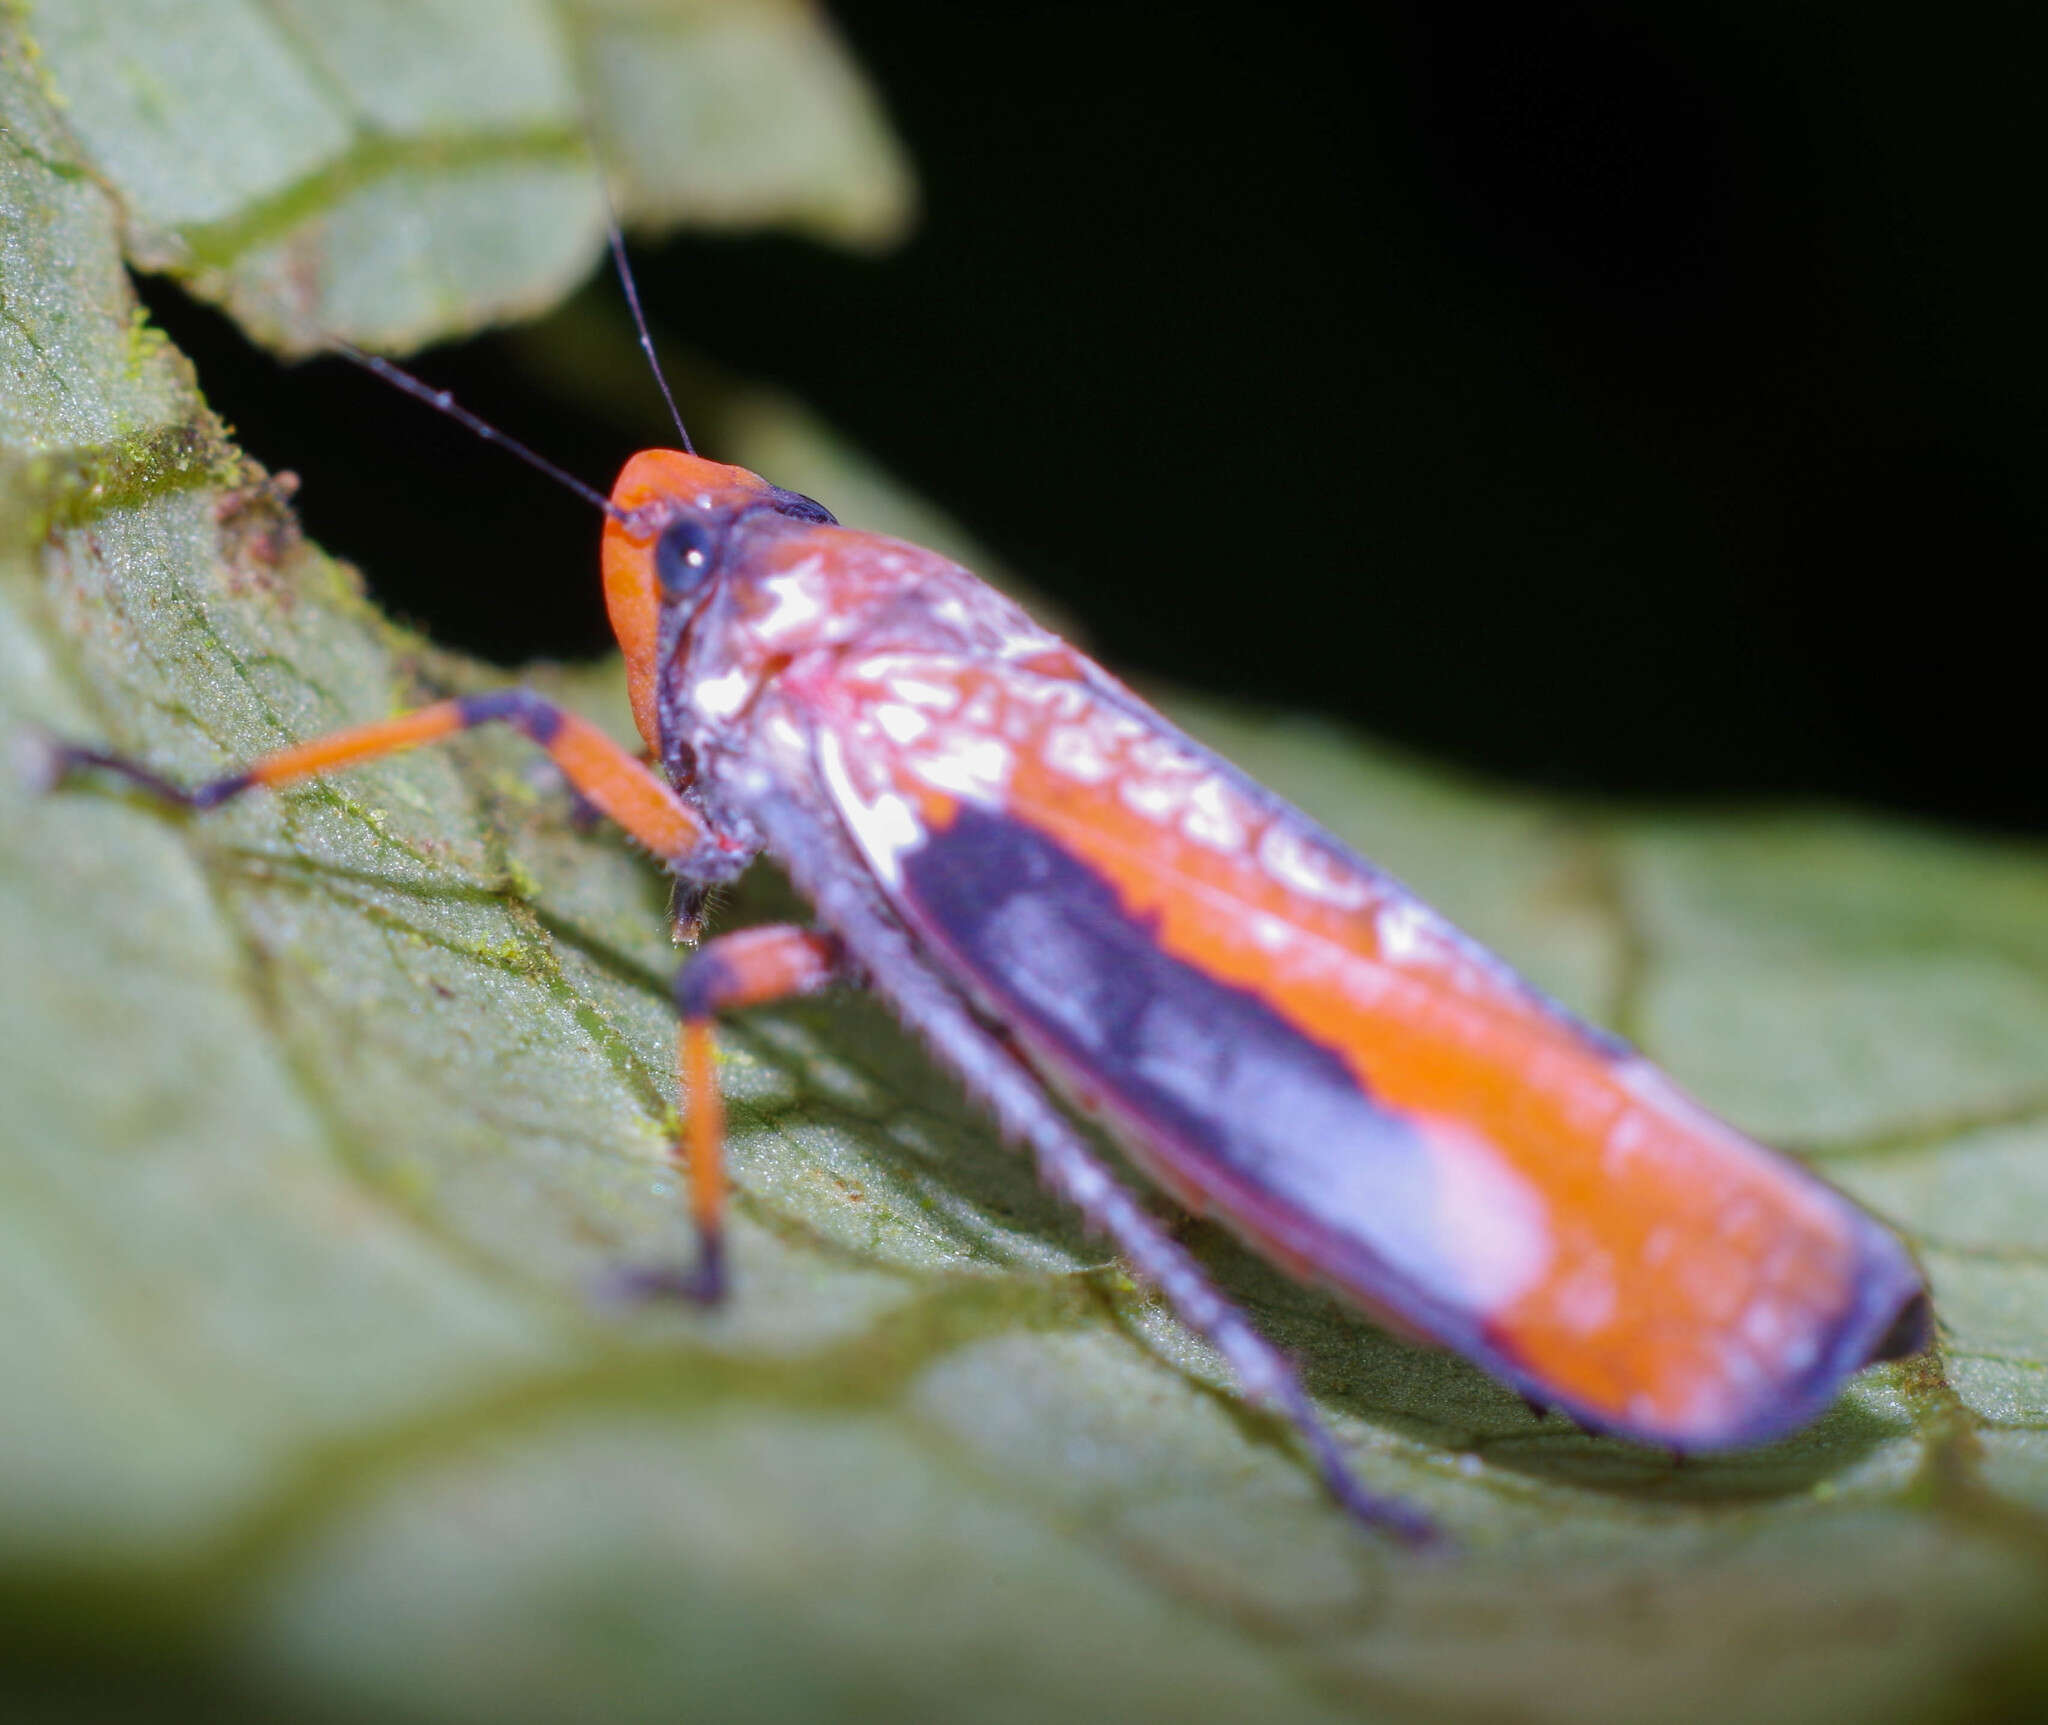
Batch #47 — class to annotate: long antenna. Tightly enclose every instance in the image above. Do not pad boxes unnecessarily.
[602,193,695,453]
[328,341,630,522]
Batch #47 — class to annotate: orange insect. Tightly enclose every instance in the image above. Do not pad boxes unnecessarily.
[32,232,1929,1545]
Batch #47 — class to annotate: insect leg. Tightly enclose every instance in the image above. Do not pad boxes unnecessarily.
[30,689,738,872]
[1023,1107,1438,1546]
[607,925,849,1306]
[780,856,1439,1545]
[667,878,715,945]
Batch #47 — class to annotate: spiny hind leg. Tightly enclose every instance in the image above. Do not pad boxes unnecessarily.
[793,870,1440,1546]
[1012,1104,1439,1545]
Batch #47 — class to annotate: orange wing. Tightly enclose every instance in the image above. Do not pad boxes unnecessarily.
[806,650,1925,1447]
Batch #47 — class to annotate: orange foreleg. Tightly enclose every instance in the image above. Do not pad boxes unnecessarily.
[36,689,709,866]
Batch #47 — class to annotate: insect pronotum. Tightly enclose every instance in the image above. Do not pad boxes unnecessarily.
[31,219,1930,1547]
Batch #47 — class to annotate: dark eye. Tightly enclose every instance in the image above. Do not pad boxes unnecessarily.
[655,518,720,594]
[767,487,837,525]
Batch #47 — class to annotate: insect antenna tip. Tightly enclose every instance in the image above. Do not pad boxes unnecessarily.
[598,191,695,455]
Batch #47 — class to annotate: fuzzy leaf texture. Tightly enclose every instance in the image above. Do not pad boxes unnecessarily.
[3,5,2046,1722]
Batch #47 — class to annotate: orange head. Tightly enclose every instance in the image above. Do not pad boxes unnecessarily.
[600,450,835,755]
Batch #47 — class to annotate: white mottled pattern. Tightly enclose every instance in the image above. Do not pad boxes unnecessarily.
[816,729,925,886]
[1248,912,1296,953]
[889,677,961,712]
[1603,1107,1655,1174]
[1120,777,1183,821]
[1374,897,1439,963]
[1044,725,1115,784]
[1426,1121,1556,1309]
[692,666,752,720]
[874,703,929,744]
[907,731,1013,802]
[1181,775,1248,853]
[1256,822,1371,911]
[754,562,826,637]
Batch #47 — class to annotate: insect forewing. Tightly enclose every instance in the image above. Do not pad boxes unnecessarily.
[796,646,1923,1450]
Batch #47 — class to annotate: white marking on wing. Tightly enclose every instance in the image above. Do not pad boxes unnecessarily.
[1181,775,1248,852]
[909,732,1012,801]
[1374,897,1438,963]
[693,666,752,720]
[1425,1122,1555,1309]
[1249,912,1295,952]
[1257,822,1370,910]
[755,564,825,637]
[889,676,961,712]
[1045,724,1114,784]
[1120,776,1186,821]
[816,730,924,887]
[874,703,929,744]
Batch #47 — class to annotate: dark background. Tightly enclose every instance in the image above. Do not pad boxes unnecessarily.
[146,1,2048,832]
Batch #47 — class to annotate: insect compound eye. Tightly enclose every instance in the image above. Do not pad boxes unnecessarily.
[766,487,838,526]
[655,517,722,595]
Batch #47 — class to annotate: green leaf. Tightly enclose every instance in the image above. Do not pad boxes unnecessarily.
[24,0,912,352]
[6,8,2048,1723]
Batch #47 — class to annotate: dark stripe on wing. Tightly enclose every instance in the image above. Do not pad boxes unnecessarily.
[899,802,1477,1339]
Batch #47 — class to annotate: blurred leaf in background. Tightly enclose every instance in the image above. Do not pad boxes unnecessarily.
[27,0,910,351]
[4,4,2048,1722]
